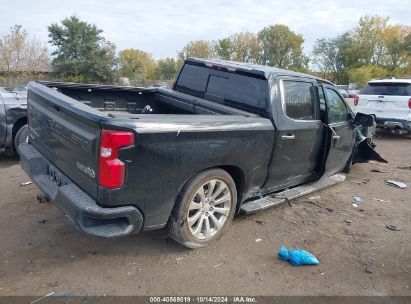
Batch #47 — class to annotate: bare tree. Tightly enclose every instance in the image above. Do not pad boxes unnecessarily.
[0,25,49,87]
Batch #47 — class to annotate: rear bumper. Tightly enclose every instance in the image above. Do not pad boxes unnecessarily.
[18,142,143,238]
[375,118,411,131]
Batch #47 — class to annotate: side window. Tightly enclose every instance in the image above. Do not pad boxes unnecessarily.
[325,88,349,123]
[282,80,316,120]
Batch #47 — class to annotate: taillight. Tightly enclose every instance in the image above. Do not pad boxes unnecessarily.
[98,130,134,189]
[354,95,359,106]
[408,98,411,109]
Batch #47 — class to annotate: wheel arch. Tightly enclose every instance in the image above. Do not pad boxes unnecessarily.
[219,165,245,211]
[174,165,246,214]
[12,116,27,138]
[4,116,27,154]
[12,116,28,149]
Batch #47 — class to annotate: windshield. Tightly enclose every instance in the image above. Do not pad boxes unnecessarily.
[360,82,411,96]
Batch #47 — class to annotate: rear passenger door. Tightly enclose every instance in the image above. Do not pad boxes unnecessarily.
[322,84,356,176]
[265,77,323,191]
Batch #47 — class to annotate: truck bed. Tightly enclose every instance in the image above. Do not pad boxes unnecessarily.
[38,81,255,118]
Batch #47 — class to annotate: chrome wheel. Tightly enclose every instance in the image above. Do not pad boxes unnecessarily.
[187,179,232,240]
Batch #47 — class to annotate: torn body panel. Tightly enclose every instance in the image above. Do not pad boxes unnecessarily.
[352,113,387,164]
[352,139,387,164]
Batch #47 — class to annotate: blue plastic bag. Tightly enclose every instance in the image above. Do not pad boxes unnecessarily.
[278,245,319,266]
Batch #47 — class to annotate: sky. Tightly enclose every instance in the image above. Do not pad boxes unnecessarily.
[1,0,410,59]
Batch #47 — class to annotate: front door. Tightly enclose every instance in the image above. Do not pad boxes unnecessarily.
[264,77,324,192]
[322,85,356,176]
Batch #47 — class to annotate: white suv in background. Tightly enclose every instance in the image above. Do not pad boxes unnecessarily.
[354,78,411,133]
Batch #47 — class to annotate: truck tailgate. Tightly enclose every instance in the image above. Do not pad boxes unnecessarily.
[27,82,102,198]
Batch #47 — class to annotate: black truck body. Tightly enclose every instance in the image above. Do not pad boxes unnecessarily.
[19,58,381,247]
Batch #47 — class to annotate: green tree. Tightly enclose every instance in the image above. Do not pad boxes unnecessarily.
[118,48,156,82]
[155,58,178,80]
[404,33,411,54]
[348,65,389,88]
[312,32,357,83]
[48,16,116,84]
[352,15,389,66]
[257,24,308,71]
[382,24,411,71]
[215,32,260,63]
[178,40,215,61]
[215,38,232,60]
[229,32,260,63]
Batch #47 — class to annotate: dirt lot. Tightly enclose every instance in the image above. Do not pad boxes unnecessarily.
[0,129,410,296]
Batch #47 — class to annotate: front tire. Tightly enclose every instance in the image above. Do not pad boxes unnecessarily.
[169,169,237,249]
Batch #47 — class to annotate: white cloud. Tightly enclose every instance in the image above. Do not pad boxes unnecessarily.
[0,0,410,58]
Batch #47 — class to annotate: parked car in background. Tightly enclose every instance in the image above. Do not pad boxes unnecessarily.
[338,89,349,98]
[0,85,28,155]
[348,90,359,98]
[354,78,411,133]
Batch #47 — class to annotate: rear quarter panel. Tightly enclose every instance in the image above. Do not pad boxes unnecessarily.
[99,115,275,229]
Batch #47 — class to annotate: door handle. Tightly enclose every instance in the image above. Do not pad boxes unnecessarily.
[281,134,295,140]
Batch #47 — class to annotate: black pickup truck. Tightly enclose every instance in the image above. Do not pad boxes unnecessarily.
[19,58,383,248]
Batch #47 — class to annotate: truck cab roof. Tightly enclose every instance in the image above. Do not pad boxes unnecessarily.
[186,57,333,85]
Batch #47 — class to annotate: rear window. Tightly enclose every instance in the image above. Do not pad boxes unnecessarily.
[174,64,209,97]
[360,82,411,96]
[175,64,268,115]
[206,74,267,113]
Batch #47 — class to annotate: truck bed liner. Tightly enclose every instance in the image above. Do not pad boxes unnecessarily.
[37,81,255,117]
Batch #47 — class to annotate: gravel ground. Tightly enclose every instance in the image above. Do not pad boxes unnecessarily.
[0,129,410,296]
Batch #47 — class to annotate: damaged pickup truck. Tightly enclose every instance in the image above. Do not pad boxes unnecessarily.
[19,58,385,248]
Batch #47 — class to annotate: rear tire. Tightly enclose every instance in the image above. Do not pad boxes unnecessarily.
[13,124,28,153]
[169,169,237,249]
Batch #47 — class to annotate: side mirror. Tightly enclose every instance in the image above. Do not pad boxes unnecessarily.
[353,112,375,127]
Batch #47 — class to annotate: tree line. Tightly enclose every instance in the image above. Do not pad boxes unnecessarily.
[1,15,410,88]
[313,16,411,86]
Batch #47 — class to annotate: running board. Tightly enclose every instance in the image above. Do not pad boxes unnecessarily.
[240,174,346,214]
